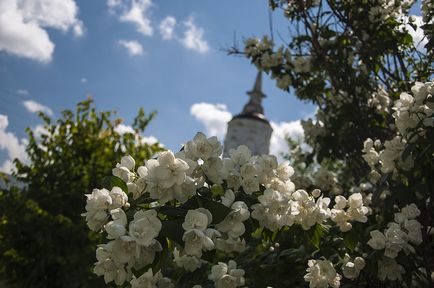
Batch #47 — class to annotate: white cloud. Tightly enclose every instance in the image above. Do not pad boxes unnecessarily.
[114,123,163,146]
[270,120,304,157]
[190,102,305,158]
[109,0,153,36]
[72,20,84,37]
[190,103,232,139]
[0,0,84,63]
[141,135,160,146]
[402,15,428,51]
[0,114,27,173]
[107,0,123,9]
[181,18,209,53]
[32,124,50,138]
[118,39,144,56]
[22,100,53,116]
[114,123,135,134]
[80,77,87,83]
[17,89,29,95]
[159,16,176,40]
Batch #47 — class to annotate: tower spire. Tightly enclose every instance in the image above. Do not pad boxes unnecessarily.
[242,71,266,115]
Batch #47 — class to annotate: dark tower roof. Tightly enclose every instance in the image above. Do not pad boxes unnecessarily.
[233,71,270,124]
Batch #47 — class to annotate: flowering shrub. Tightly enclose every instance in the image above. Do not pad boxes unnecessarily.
[84,82,433,288]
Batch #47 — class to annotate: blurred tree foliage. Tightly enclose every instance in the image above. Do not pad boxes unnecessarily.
[0,98,164,287]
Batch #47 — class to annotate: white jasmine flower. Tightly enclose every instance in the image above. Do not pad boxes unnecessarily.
[242,176,260,194]
[367,230,386,250]
[183,229,215,257]
[134,240,162,269]
[304,259,341,288]
[342,254,365,280]
[83,188,112,231]
[216,201,250,238]
[109,186,129,209]
[184,132,222,161]
[400,203,420,220]
[129,210,162,247]
[229,145,252,166]
[130,268,172,288]
[105,208,127,239]
[182,208,212,231]
[202,157,223,184]
[209,260,245,288]
[377,257,405,282]
[221,189,235,207]
[173,248,202,272]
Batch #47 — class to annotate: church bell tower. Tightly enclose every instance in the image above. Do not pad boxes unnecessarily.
[223,72,273,156]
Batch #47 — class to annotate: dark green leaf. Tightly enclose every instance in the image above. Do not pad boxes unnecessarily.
[199,197,232,224]
[101,175,128,192]
[307,223,323,249]
[343,229,357,252]
[160,219,184,246]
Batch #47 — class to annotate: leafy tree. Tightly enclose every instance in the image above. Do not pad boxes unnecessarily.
[0,98,164,287]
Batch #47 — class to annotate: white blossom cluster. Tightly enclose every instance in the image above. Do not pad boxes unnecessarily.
[92,209,163,286]
[304,259,342,288]
[367,203,422,257]
[244,37,315,91]
[367,203,422,281]
[368,0,415,23]
[208,260,245,288]
[368,86,390,113]
[362,136,414,175]
[251,188,331,231]
[341,254,366,280]
[363,82,434,175]
[130,268,174,288]
[84,132,374,287]
[82,187,130,232]
[392,81,434,141]
[180,208,215,266]
[331,193,370,232]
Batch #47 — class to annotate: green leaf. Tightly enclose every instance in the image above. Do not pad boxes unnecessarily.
[157,206,187,217]
[307,223,323,249]
[160,219,184,246]
[343,230,357,252]
[199,197,232,224]
[101,175,128,192]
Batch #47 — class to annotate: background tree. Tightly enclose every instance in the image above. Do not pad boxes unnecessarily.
[0,98,164,287]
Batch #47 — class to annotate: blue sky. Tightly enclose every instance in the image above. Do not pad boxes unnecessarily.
[0,0,317,172]
[3,0,423,172]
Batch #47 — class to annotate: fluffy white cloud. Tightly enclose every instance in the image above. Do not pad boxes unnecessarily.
[141,135,160,146]
[23,100,54,116]
[118,39,144,55]
[108,0,153,36]
[270,120,304,158]
[159,16,176,40]
[72,20,84,37]
[114,123,135,134]
[0,114,27,173]
[181,18,209,54]
[0,0,84,63]
[190,103,232,139]
[191,102,305,158]
[406,15,428,51]
[114,123,163,146]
